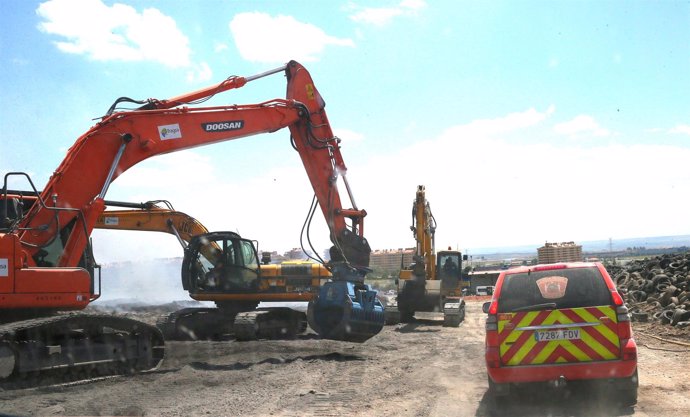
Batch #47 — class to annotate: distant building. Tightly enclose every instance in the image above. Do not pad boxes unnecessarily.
[468,270,501,294]
[537,241,583,264]
[285,248,310,260]
[370,248,415,271]
[261,248,314,264]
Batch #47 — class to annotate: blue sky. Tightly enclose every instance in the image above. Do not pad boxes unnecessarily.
[1,0,690,263]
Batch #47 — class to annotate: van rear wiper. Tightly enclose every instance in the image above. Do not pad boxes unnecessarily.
[512,302,557,312]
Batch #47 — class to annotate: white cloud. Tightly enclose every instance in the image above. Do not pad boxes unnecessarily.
[36,0,191,68]
[112,151,216,190]
[553,115,611,137]
[11,58,29,66]
[89,107,690,264]
[186,62,213,83]
[348,110,690,252]
[446,106,554,138]
[350,7,402,26]
[349,0,427,27]
[669,124,690,135]
[334,128,364,143]
[214,42,229,53]
[229,13,354,64]
[99,148,328,262]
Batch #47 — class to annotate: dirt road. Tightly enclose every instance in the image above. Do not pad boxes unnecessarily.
[1,300,689,416]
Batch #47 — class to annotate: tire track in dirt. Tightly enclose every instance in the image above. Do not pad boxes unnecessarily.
[1,301,689,416]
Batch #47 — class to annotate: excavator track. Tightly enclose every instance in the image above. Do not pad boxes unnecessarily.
[156,305,307,341]
[442,299,466,327]
[233,308,307,341]
[384,305,401,325]
[0,313,164,385]
[155,307,234,341]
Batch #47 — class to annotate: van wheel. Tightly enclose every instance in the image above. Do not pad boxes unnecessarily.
[488,376,510,397]
[615,369,638,406]
[617,387,638,407]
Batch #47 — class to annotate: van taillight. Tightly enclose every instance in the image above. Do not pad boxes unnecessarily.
[616,305,630,322]
[616,305,633,340]
[621,338,637,361]
[488,301,498,315]
[611,290,625,306]
[485,315,499,347]
[485,314,498,331]
[485,313,500,368]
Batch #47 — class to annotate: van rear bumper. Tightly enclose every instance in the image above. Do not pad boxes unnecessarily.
[488,359,637,384]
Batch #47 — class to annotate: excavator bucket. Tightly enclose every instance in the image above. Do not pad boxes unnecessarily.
[307,281,385,343]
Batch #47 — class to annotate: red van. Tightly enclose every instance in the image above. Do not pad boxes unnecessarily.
[483,262,638,404]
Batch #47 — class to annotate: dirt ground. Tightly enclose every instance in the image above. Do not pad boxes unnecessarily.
[1,300,689,417]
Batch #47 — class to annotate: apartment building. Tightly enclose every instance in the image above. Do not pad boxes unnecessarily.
[370,248,415,271]
[537,241,583,264]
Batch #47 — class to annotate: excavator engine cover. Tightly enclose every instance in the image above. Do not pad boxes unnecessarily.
[307,281,385,343]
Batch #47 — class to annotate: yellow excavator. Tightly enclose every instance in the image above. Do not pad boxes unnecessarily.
[385,185,467,326]
[95,199,330,341]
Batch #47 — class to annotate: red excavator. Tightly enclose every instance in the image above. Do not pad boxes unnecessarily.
[0,60,384,382]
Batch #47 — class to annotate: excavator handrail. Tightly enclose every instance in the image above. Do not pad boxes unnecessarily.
[2,173,92,254]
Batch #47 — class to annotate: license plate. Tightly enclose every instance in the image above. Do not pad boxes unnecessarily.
[534,329,580,342]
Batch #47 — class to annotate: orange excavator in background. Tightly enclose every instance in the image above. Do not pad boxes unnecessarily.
[385,185,467,326]
[92,199,330,341]
[0,60,384,382]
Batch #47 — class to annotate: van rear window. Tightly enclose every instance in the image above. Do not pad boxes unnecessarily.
[497,267,612,313]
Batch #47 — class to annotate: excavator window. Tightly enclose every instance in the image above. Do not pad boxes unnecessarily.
[240,240,259,269]
[440,255,459,276]
[183,232,260,293]
[438,252,462,291]
[33,220,76,267]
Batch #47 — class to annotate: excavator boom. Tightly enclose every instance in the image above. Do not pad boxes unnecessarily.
[15,62,368,274]
[0,61,383,383]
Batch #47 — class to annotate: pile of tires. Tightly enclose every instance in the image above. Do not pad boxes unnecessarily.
[610,253,690,328]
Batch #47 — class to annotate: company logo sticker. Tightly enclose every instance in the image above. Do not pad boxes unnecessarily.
[306,84,315,100]
[536,276,569,299]
[104,217,119,226]
[202,120,244,132]
[158,124,182,140]
[0,258,8,277]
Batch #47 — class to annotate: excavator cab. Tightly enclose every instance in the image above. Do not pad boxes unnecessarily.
[182,231,260,294]
[437,250,462,292]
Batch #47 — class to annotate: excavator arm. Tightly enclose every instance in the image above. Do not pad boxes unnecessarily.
[15,61,368,277]
[95,200,209,247]
[3,60,383,345]
[410,185,437,280]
